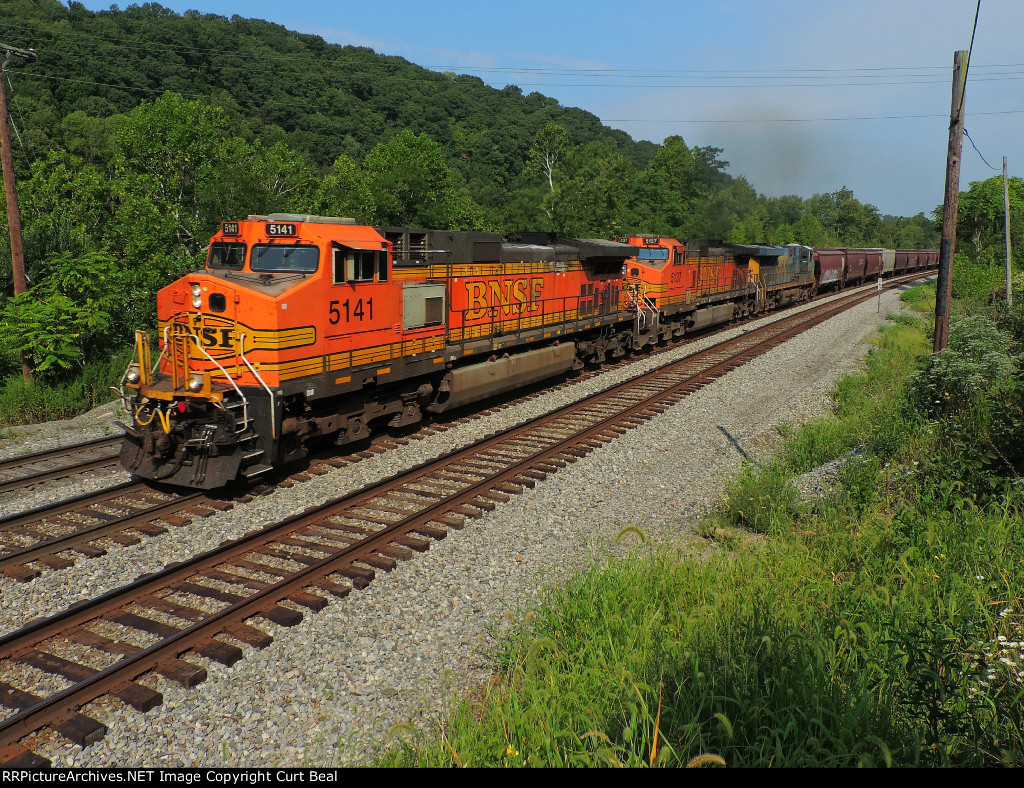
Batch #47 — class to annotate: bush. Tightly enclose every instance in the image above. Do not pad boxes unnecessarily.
[905,313,1023,493]
[0,347,132,425]
[907,314,1017,421]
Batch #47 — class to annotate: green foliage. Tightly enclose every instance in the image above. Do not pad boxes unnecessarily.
[909,315,1016,420]
[951,251,1008,308]
[313,155,375,222]
[526,122,569,193]
[363,129,477,228]
[19,150,115,265]
[0,347,132,424]
[547,141,637,237]
[904,303,1024,495]
[805,186,882,247]
[112,93,237,262]
[379,285,1024,768]
[0,251,118,378]
[955,175,1024,268]
[878,212,941,251]
[719,463,802,535]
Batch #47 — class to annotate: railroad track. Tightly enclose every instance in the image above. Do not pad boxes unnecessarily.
[0,436,123,497]
[0,481,229,583]
[0,276,927,585]
[0,279,916,766]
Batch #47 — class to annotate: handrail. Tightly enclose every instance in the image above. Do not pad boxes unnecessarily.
[237,332,276,439]
[153,326,169,376]
[185,332,250,432]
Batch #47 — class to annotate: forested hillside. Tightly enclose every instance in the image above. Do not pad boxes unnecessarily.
[0,0,952,416]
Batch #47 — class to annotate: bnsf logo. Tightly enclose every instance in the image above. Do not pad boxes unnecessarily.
[465,277,544,321]
[199,326,235,349]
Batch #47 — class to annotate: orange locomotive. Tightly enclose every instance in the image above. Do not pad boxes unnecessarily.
[120,215,639,488]
[618,235,815,345]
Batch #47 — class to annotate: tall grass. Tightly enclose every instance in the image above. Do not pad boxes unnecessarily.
[0,347,132,425]
[376,280,1024,767]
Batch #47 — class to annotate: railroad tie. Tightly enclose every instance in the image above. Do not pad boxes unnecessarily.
[193,639,244,667]
[225,622,274,649]
[0,681,106,747]
[0,743,50,768]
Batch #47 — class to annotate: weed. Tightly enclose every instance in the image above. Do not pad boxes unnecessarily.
[373,268,1024,768]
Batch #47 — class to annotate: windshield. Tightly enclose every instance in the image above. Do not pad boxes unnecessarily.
[208,242,247,270]
[251,244,319,273]
[636,247,670,269]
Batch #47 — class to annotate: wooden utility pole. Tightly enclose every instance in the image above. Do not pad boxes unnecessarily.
[0,43,35,382]
[934,50,968,353]
[1005,156,1013,307]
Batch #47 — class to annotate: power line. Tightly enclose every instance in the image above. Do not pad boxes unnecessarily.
[16,67,1024,101]
[451,67,1024,80]
[3,72,36,160]
[10,71,1024,126]
[3,18,1024,84]
[963,128,1000,170]
[603,109,1024,124]
[482,75,1024,89]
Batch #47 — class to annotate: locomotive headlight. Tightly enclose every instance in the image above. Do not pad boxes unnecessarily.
[192,295,202,308]
[125,365,142,385]
[191,284,202,308]
[191,284,202,297]
[187,374,204,393]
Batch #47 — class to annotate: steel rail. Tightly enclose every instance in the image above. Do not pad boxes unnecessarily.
[0,490,207,579]
[0,277,918,760]
[0,437,123,495]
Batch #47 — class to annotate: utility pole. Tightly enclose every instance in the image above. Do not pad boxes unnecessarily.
[1005,156,1013,307]
[934,50,968,353]
[0,43,35,383]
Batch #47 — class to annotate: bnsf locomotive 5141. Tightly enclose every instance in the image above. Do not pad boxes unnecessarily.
[119,214,935,488]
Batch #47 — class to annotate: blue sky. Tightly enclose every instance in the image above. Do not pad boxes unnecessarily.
[76,0,1024,218]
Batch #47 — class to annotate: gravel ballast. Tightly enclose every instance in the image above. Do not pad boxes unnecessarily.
[1,282,924,766]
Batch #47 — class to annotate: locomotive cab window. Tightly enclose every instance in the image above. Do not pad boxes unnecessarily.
[208,242,247,270]
[251,244,319,273]
[636,247,670,269]
[332,248,380,284]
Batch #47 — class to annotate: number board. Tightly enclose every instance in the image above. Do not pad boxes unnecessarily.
[221,222,240,235]
[266,222,298,237]
[643,237,660,245]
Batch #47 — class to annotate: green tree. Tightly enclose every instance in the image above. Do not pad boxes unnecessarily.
[527,122,569,193]
[805,187,881,247]
[112,93,235,265]
[548,141,637,237]
[242,141,318,215]
[19,151,115,267]
[0,251,118,378]
[953,175,1023,266]
[791,213,831,247]
[363,129,477,228]
[314,154,375,221]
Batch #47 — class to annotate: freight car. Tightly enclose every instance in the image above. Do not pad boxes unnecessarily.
[815,246,938,290]
[120,216,642,488]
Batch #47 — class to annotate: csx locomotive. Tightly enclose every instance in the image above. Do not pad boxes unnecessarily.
[119,214,935,488]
